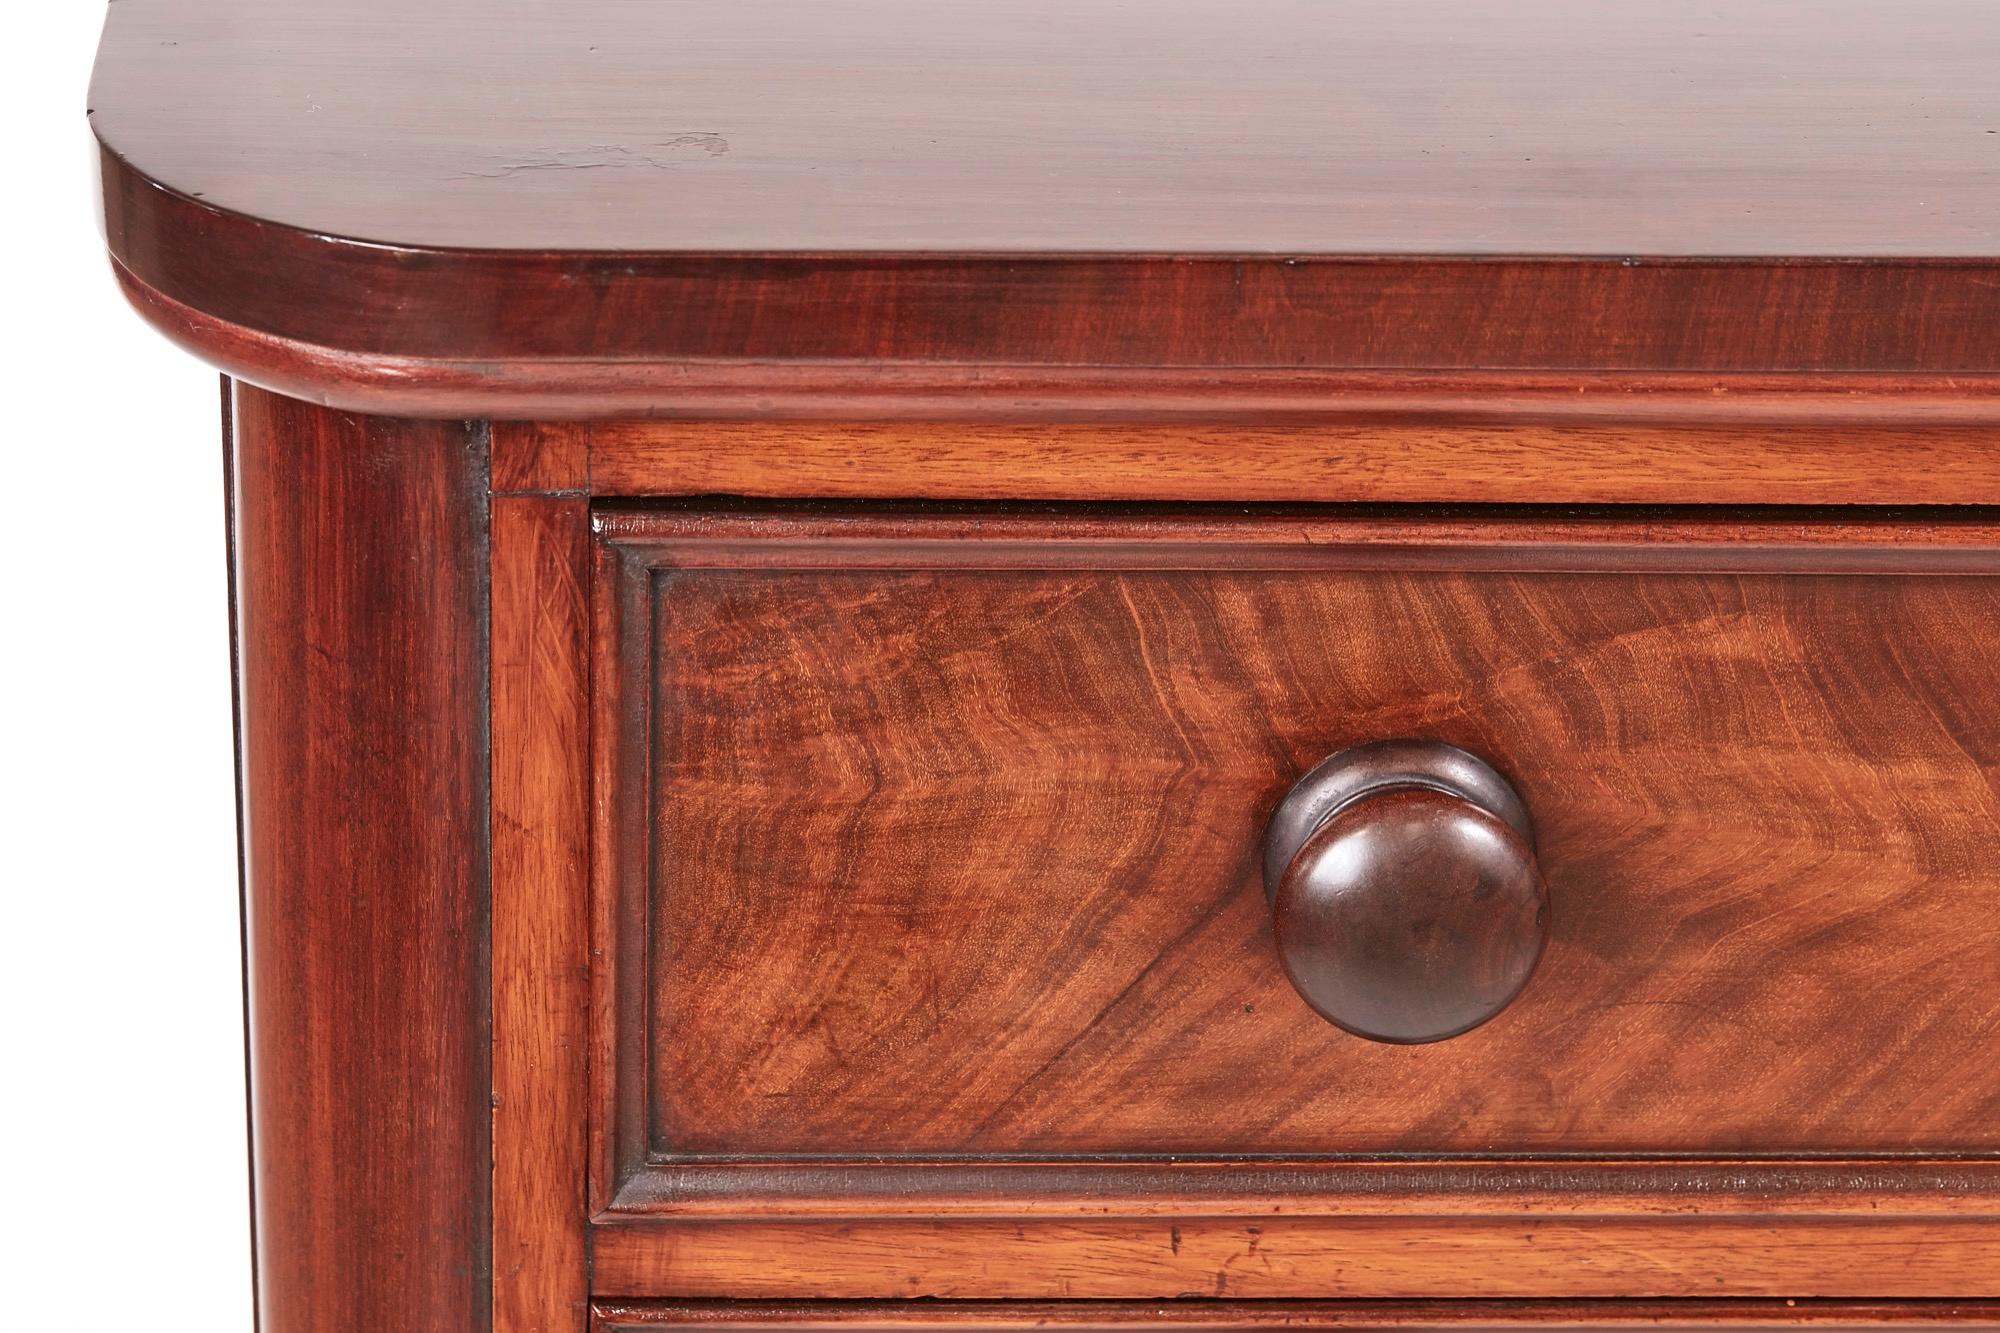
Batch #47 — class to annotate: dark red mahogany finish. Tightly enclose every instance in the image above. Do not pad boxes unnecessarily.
[1263,741,1550,1043]
[590,1302,2000,1332]
[88,0,2000,1328]
[230,386,491,1331]
[90,0,2000,418]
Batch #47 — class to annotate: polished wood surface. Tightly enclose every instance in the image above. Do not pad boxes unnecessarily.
[92,1,2000,415]
[89,4,2000,1315]
[101,220,2000,421]
[491,486,593,1332]
[1264,741,1548,1044]
[592,507,2000,1182]
[591,1301,2000,1331]
[1273,788,1546,1043]
[589,506,2000,573]
[89,0,2000,254]
[604,1159,2000,1220]
[231,385,491,1332]
[588,1217,2000,1300]
[112,266,2000,424]
[493,422,590,496]
[587,421,2000,505]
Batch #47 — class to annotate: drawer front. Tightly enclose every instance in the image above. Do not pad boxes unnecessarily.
[598,508,2000,1160]
[587,507,2000,1296]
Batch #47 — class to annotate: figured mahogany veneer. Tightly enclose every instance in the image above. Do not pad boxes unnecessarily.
[188,386,2000,1332]
[591,506,2000,1177]
[89,0,2000,1327]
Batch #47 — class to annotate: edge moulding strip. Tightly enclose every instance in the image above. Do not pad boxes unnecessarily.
[112,261,2000,425]
[587,1299,2000,1330]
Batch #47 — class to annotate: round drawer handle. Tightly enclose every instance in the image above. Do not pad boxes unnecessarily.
[1261,739,1549,1044]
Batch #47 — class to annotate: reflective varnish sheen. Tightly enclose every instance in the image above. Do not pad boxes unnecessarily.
[1264,740,1550,1044]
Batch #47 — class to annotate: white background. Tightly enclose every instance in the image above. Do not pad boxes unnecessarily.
[5,6,255,1329]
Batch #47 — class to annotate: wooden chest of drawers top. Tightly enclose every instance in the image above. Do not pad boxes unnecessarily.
[91,2,2000,1330]
[93,0,2000,423]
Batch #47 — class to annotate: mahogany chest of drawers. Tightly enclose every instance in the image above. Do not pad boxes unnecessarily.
[90,0,2000,1328]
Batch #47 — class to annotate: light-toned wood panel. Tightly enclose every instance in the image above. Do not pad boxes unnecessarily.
[493,422,590,495]
[588,422,2000,505]
[491,496,592,1332]
[588,1217,2000,1299]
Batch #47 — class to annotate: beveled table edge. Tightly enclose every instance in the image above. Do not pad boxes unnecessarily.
[96,145,2000,425]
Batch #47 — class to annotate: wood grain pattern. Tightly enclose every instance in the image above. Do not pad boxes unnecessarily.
[87,0,2000,419]
[587,422,2000,505]
[107,263,2000,425]
[493,422,589,496]
[100,235,2000,422]
[491,495,592,1332]
[591,508,2000,1172]
[590,1300,2000,1330]
[89,3,2000,424]
[589,506,2000,574]
[87,0,2000,254]
[231,385,490,1332]
[587,1217,2000,1299]
[592,522,651,1220]
[92,3,2000,1308]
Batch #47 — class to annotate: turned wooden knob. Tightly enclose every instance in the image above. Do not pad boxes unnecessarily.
[1261,739,1549,1044]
